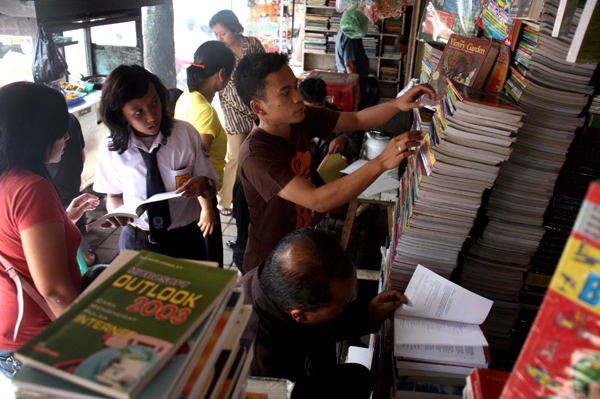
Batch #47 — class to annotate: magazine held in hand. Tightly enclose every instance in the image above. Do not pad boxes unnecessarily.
[14,251,237,399]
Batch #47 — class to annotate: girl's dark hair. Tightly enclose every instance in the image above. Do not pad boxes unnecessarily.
[167,88,183,114]
[187,41,235,93]
[100,65,174,153]
[209,10,244,35]
[0,82,69,179]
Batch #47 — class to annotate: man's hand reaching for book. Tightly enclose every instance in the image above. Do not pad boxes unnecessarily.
[368,290,409,322]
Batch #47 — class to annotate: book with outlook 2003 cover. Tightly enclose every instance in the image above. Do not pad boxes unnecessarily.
[15,250,237,399]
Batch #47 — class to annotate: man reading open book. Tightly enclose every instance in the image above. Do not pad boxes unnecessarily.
[240,228,408,399]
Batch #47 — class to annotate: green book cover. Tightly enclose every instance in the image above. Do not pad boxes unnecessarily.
[15,251,236,399]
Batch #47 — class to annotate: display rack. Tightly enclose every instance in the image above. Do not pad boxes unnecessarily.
[301,3,406,100]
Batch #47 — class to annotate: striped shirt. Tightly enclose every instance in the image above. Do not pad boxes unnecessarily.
[218,36,265,136]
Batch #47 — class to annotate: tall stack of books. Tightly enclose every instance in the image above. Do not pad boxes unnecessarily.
[391,266,493,399]
[11,251,253,399]
[463,368,509,399]
[380,65,399,82]
[305,13,329,31]
[500,180,600,399]
[306,0,327,5]
[330,12,342,31]
[466,1,599,346]
[386,81,525,292]
[589,94,600,128]
[367,23,380,35]
[420,42,442,83]
[304,32,327,53]
[362,36,378,57]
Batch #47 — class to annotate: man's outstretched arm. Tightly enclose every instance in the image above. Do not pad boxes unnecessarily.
[333,84,436,133]
[278,131,422,212]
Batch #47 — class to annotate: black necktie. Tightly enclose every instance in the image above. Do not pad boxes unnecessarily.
[138,146,171,244]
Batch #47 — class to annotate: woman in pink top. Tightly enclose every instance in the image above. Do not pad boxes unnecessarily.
[0,83,98,379]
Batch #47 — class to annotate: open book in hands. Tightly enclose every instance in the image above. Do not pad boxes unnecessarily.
[86,192,183,232]
[394,265,493,366]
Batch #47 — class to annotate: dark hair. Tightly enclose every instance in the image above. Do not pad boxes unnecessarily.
[82,264,108,291]
[259,228,355,312]
[299,78,328,103]
[187,41,235,93]
[167,88,183,114]
[395,35,409,48]
[0,82,68,179]
[100,65,174,153]
[234,52,289,108]
[209,10,244,35]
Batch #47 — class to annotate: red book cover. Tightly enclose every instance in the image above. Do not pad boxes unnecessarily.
[470,368,509,399]
[500,181,600,399]
[435,35,493,88]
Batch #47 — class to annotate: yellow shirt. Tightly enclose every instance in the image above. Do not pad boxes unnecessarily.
[175,91,227,191]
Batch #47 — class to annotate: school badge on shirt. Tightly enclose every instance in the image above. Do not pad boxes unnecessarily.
[200,142,210,158]
[153,216,165,229]
[176,173,190,189]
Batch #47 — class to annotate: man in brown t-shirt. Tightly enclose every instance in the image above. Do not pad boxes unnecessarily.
[234,53,435,273]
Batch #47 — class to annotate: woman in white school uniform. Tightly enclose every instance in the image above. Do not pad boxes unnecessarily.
[93,65,219,260]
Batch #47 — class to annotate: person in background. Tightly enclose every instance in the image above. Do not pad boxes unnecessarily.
[0,82,98,379]
[395,35,409,67]
[210,9,265,218]
[335,29,369,78]
[47,114,96,268]
[94,65,219,261]
[231,176,249,273]
[234,52,434,272]
[241,228,408,398]
[298,78,356,188]
[174,41,235,268]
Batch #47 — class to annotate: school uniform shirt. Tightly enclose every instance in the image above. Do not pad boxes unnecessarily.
[0,170,82,350]
[174,91,227,191]
[93,120,219,231]
[238,105,340,272]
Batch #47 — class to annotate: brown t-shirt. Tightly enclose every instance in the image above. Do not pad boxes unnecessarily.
[239,105,341,272]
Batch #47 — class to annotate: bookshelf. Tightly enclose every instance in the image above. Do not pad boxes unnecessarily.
[302,3,406,100]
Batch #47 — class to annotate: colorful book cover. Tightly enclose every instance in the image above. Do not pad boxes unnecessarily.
[435,35,493,87]
[14,251,237,399]
[485,45,511,92]
[500,180,600,399]
[477,0,518,48]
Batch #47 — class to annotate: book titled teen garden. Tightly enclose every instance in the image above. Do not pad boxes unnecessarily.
[15,251,237,399]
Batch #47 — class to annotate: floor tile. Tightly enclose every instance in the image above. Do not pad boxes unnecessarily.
[95,248,119,264]
[84,231,111,247]
[222,224,237,237]
[98,233,120,249]
[220,214,233,224]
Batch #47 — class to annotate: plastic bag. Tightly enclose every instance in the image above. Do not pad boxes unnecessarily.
[417,0,481,45]
[378,0,413,18]
[341,5,370,39]
[32,23,68,83]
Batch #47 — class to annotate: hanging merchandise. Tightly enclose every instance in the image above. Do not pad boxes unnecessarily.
[336,0,358,12]
[477,0,519,48]
[417,0,482,45]
[341,5,370,38]
[32,23,68,83]
[378,0,412,18]
[248,1,281,53]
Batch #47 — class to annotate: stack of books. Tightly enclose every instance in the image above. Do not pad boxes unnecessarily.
[330,12,342,31]
[385,18,403,34]
[306,0,327,5]
[420,42,442,83]
[11,251,253,399]
[326,33,336,54]
[388,80,525,291]
[305,13,329,31]
[362,36,378,57]
[468,7,598,345]
[382,44,401,59]
[380,65,399,82]
[392,267,493,399]
[367,23,380,35]
[500,180,600,399]
[304,32,327,53]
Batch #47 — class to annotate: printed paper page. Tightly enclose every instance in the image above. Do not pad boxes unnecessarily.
[394,315,489,346]
[394,343,487,365]
[395,265,493,324]
[341,160,399,197]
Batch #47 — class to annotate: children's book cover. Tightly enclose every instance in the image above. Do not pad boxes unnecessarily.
[15,251,236,399]
[435,35,492,87]
[500,181,600,399]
